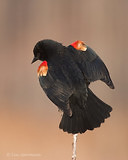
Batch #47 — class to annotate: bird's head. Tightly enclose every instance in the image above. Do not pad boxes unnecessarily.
[31,39,62,77]
[31,40,51,77]
[70,40,87,51]
[31,40,46,64]
[31,39,62,64]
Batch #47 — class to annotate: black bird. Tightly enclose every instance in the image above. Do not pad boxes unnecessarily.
[32,39,114,134]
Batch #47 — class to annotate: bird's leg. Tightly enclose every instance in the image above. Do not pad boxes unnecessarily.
[72,134,78,160]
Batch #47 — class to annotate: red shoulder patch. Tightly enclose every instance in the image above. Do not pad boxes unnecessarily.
[37,61,48,77]
[70,40,87,51]
[70,40,80,49]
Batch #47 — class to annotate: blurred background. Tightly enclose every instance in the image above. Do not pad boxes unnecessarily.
[0,0,128,160]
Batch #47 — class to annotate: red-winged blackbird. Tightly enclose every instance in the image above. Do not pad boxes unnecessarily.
[32,39,114,134]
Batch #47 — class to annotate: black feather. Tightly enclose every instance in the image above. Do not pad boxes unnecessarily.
[68,45,115,89]
[59,88,112,134]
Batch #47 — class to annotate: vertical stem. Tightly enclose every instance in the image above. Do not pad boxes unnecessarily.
[72,134,78,160]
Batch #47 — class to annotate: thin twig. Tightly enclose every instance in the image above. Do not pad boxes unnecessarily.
[72,134,78,160]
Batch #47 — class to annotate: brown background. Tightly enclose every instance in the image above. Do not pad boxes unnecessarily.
[0,0,128,160]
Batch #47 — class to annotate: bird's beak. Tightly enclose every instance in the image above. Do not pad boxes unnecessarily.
[31,57,38,64]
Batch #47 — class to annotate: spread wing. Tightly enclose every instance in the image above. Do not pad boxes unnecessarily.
[68,45,115,89]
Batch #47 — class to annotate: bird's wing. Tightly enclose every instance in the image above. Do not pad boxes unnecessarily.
[38,70,73,116]
[68,46,114,89]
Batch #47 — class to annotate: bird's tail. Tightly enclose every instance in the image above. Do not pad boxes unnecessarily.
[59,88,112,134]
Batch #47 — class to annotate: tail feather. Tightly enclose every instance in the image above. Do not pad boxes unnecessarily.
[59,88,112,134]
[86,97,104,128]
